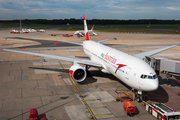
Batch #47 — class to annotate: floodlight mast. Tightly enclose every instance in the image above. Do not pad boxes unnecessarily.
[20,19,22,32]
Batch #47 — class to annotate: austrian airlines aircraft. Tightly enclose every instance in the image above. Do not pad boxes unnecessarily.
[3,15,177,100]
[74,25,97,37]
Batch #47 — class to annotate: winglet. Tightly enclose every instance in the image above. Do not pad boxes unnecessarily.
[83,15,90,41]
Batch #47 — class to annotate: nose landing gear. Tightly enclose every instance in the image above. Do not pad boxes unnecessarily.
[135,91,147,102]
[136,91,143,102]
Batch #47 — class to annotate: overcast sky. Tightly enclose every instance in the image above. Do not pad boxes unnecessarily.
[0,0,180,20]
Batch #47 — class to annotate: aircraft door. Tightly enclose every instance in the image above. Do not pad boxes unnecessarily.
[125,67,131,80]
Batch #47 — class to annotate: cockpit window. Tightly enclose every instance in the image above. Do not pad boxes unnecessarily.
[153,75,157,79]
[140,75,143,78]
[140,74,157,79]
[144,75,147,79]
[148,76,153,79]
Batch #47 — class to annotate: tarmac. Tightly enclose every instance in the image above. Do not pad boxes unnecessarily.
[0,29,180,120]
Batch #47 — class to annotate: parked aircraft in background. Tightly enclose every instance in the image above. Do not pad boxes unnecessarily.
[22,29,28,33]
[10,28,37,33]
[74,25,97,37]
[38,29,46,32]
[22,28,37,33]
[10,29,20,33]
[3,15,177,102]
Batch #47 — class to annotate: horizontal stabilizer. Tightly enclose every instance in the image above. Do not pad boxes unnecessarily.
[58,40,82,46]
[97,39,108,43]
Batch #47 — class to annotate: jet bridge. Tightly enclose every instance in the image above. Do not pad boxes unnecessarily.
[144,56,180,83]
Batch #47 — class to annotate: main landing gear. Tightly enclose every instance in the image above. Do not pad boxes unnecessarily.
[86,65,91,76]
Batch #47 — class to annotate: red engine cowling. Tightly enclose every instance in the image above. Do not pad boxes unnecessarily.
[69,64,87,82]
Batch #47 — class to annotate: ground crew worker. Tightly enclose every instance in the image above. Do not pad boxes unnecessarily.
[175,115,178,119]
[144,94,148,101]
[135,92,138,99]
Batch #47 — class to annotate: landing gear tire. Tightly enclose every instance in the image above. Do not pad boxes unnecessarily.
[137,97,142,102]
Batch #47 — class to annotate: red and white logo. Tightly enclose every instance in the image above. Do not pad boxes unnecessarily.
[115,64,127,73]
[104,53,117,64]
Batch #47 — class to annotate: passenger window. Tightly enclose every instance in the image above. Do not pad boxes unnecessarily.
[141,75,143,78]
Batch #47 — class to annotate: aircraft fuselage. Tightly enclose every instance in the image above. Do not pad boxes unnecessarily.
[83,41,159,91]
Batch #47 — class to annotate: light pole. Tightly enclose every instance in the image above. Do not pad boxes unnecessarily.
[20,19,22,32]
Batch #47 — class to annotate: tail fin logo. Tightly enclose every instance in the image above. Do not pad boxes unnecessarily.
[91,25,95,31]
[85,32,90,40]
[83,15,90,41]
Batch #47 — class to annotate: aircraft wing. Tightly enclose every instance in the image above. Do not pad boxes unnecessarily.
[3,49,103,68]
[134,45,177,60]
[58,40,82,46]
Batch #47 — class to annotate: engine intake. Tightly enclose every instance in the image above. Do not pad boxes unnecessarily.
[69,64,86,82]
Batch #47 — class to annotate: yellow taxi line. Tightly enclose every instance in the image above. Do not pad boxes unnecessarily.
[58,61,96,120]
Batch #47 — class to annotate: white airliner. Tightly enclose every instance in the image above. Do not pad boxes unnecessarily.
[3,15,177,101]
[10,29,20,33]
[74,25,97,37]
[38,29,46,32]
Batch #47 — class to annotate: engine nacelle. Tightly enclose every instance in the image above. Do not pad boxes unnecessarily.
[69,64,86,82]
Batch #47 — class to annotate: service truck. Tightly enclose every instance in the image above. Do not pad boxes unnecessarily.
[145,102,180,120]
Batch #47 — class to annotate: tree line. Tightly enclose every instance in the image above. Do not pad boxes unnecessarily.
[1,19,180,25]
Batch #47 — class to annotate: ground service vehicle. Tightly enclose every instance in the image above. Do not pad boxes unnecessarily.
[145,102,180,120]
[29,108,38,120]
[51,34,56,36]
[124,101,136,116]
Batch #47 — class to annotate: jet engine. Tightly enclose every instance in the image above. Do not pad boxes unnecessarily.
[69,64,87,82]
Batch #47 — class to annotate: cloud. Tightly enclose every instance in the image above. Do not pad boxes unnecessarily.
[136,7,153,10]
[0,0,180,20]
[167,7,180,11]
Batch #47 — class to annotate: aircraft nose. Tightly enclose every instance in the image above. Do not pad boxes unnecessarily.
[149,79,159,91]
